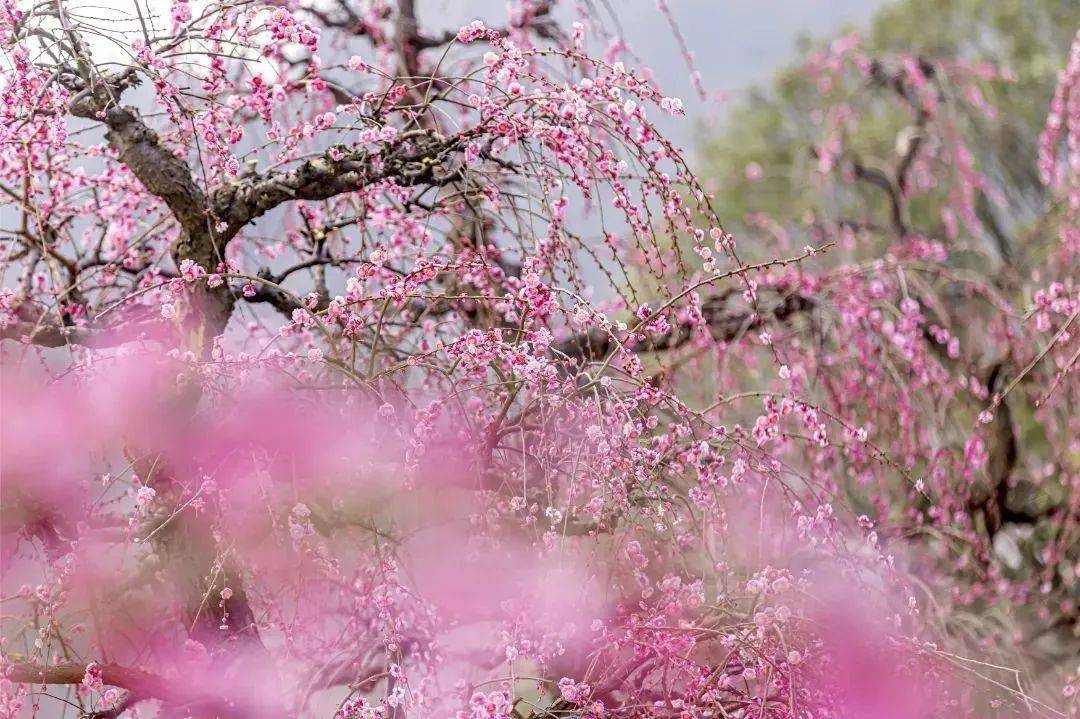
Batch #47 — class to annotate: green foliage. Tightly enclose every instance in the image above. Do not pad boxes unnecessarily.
[696,0,1079,262]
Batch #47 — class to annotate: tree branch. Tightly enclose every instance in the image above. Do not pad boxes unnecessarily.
[4,661,172,700]
[64,70,216,268]
[209,131,466,238]
[553,288,815,362]
[0,307,169,348]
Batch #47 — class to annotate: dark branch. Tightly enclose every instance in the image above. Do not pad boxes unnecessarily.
[209,130,466,238]
[64,70,217,268]
[554,288,815,362]
[0,307,168,348]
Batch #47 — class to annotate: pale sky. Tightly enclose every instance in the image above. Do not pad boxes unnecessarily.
[49,0,888,150]
[422,0,888,149]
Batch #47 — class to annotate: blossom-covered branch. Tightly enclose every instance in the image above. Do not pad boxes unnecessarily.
[2,2,1078,718]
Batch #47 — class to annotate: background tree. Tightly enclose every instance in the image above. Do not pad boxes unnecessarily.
[693,0,1080,695]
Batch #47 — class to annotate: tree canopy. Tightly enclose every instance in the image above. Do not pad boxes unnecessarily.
[1,1,1078,718]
